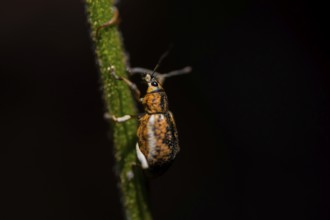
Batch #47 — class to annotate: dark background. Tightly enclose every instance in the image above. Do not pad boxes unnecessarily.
[1,0,329,220]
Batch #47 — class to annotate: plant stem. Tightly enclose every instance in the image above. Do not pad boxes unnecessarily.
[85,1,152,219]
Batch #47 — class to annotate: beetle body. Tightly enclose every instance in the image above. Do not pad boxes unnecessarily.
[136,76,179,176]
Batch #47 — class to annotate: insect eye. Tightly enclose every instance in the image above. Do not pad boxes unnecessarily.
[151,81,158,87]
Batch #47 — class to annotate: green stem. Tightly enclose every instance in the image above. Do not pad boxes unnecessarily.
[85,1,152,219]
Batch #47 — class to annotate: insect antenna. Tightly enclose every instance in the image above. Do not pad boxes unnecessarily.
[151,45,173,77]
[127,45,191,84]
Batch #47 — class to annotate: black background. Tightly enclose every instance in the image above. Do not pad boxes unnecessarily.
[1,0,329,220]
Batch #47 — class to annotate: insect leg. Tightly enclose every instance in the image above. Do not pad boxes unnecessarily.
[109,66,141,102]
[104,113,139,123]
[127,67,154,76]
[104,112,144,122]
[96,7,119,38]
[104,113,133,123]
[157,66,192,84]
[127,66,192,84]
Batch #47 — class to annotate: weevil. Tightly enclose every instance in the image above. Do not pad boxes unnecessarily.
[107,64,191,177]
[97,7,191,177]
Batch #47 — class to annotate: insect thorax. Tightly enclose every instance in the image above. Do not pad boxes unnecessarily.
[142,91,168,114]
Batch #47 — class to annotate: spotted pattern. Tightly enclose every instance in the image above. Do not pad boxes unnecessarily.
[136,76,180,177]
[137,112,179,169]
[142,92,168,114]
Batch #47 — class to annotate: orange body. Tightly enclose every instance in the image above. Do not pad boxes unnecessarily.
[136,77,180,176]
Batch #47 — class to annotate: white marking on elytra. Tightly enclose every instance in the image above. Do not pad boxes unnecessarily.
[136,143,149,169]
[147,115,157,159]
